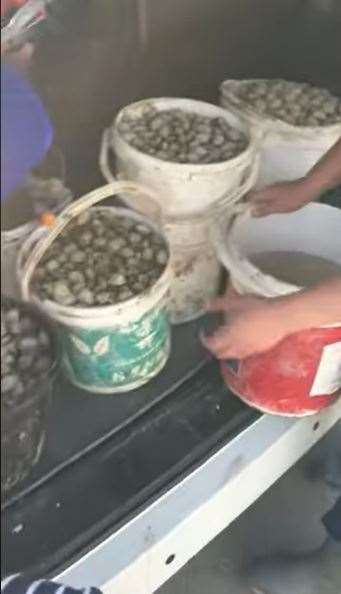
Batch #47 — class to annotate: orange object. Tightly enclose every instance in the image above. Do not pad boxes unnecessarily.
[40,211,56,228]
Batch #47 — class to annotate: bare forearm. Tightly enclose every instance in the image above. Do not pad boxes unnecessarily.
[306,137,341,197]
[249,137,341,217]
[204,277,341,359]
[277,276,341,332]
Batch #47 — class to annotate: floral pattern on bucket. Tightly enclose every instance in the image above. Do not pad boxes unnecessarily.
[61,306,170,392]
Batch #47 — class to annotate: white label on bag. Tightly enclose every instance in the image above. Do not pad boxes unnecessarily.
[310,342,341,397]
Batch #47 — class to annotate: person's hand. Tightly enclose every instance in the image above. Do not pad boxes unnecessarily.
[248,177,319,218]
[202,293,292,360]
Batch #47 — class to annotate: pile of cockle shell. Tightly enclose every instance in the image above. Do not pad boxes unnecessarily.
[1,302,53,410]
[230,80,341,126]
[117,107,248,163]
[33,210,169,307]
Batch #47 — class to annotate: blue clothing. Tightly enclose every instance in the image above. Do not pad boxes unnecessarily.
[1,64,53,201]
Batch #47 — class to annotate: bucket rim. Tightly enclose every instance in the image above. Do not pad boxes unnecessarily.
[112,96,256,172]
[21,205,172,320]
[214,202,341,297]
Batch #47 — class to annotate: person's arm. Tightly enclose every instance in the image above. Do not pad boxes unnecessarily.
[203,277,341,360]
[249,138,341,217]
[1,62,53,201]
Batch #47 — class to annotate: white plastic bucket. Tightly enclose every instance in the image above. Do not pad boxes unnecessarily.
[220,79,341,188]
[100,97,259,217]
[213,203,341,416]
[1,175,73,299]
[19,182,172,394]
[214,202,341,297]
[100,97,259,323]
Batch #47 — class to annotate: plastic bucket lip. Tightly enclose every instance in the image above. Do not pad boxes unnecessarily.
[1,294,61,418]
[113,97,254,171]
[215,202,341,298]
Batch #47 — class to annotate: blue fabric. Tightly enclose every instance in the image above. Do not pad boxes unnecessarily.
[1,64,53,201]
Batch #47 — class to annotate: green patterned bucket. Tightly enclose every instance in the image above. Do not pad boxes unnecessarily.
[61,305,170,392]
[19,182,172,394]
[52,277,171,393]
[48,263,171,393]
[22,227,171,393]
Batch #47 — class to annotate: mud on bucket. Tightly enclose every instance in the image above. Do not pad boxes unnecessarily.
[213,203,341,416]
[19,183,172,394]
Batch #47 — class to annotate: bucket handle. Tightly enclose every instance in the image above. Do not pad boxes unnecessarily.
[210,199,256,286]
[21,181,163,302]
[214,147,259,215]
[17,225,49,287]
[100,128,117,184]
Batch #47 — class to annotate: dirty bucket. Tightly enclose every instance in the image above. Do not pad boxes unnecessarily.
[162,210,223,324]
[1,168,73,299]
[101,97,259,217]
[220,79,341,188]
[19,182,172,394]
[100,98,259,323]
[1,296,60,495]
[213,203,341,416]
